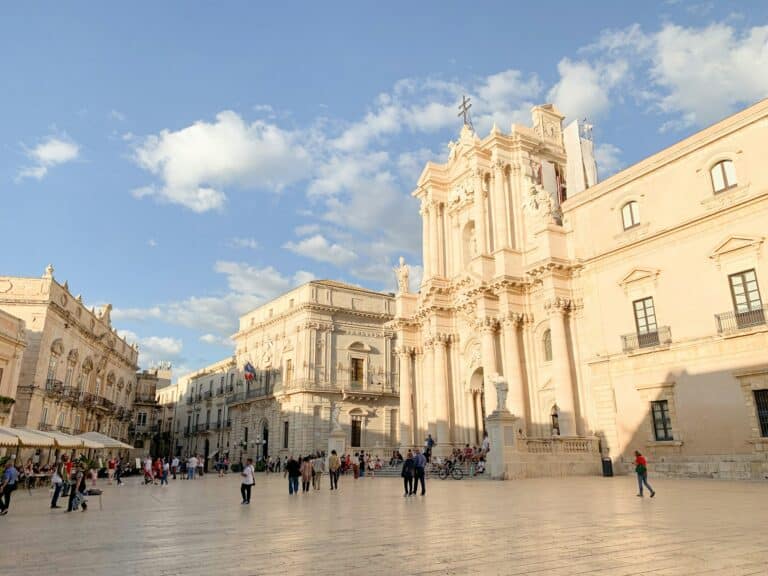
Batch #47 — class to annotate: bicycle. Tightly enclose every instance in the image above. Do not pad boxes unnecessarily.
[437,461,464,480]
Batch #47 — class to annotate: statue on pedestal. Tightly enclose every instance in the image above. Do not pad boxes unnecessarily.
[491,374,509,413]
[330,403,342,432]
[395,256,410,294]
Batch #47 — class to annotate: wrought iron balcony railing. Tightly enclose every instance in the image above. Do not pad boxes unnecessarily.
[715,306,767,335]
[621,326,672,353]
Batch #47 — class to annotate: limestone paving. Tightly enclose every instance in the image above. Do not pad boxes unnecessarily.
[1,475,767,576]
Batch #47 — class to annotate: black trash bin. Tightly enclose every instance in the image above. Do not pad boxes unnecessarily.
[601,457,613,477]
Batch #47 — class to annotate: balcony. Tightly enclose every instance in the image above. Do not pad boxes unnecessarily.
[621,326,672,353]
[61,386,81,403]
[45,379,64,397]
[203,390,213,400]
[135,394,157,404]
[715,306,767,335]
[196,422,210,433]
[186,396,195,405]
[38,422,55,431]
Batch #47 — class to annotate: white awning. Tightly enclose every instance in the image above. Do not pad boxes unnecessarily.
[0,427,20,447]
[77,431,133,450]
[35,430,104,449]
[0,427,56,447]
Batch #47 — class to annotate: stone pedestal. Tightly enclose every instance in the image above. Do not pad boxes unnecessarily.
[486,410,521,480]
[328,429,346,458]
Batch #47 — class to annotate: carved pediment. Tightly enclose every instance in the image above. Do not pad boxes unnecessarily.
[709,235,764,263]
[619,268,660,289]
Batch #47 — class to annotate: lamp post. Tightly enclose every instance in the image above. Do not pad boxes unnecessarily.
[255,435,261,460]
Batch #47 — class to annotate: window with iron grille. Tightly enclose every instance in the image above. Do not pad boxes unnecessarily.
[754,390,768,437]
[651,400,673,441]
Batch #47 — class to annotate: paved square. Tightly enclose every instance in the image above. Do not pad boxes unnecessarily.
[2,474,767,576]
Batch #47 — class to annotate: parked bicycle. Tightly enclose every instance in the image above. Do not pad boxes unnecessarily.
[436,460,464,480]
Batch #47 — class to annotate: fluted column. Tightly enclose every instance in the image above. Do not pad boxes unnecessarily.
[433,335,450,446]
[479,319,498,414]
[422,340,436,438]
[429,202,440,277]
[501,313,526,425]
[397,349,413,447]
[546,298,576,436]
[420,201,431,279]
[473,170,488,255]
[492,160,508,250]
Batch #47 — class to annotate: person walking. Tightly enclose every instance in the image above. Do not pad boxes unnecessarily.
[51,456,66,508]
[171,456,179,480]
[160,458,170,486]
[312,454,325,490]
[401,450,415,497]
[115,456,124,486]
[106,455,116,485]
[634,450,656,498]
[328,450,340,490]
[187,455,197,480]
[0,459,19,516]
[300,456,313,493]
[412,449,427,496]
[240,458,255,504]
[285,456,300,495]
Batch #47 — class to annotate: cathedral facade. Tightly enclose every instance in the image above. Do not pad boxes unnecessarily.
[393,100,768,479]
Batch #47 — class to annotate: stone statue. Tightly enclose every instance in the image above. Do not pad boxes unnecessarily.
[395,256,410,294]
[99,303,113,326]
[330,403,342,432]
[491,374,509,413]
[524,185,555,224]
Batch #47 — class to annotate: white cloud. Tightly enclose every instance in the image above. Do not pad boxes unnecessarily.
[118,329,183,368]
[17,135,80,181]
[132,110,312,212]
[147,239,158,248]
[295,223,321,236]
[594,143,624,178]
[110,109,126,121]
[547,58,629,121]
[284,234,357,266]
[200,333,234,347]
[227,237,259,250]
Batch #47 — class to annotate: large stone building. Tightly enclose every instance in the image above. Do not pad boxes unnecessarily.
[229,280,398,462]
[0,309,26,426]
[131,365,171,455]
[178,356,237,464]
[0,266,139,442]
[393,99,768,479]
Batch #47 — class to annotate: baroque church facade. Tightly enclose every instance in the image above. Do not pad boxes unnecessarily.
[393,100,768,479]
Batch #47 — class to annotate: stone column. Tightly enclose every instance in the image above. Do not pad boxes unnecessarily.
[501,313,526,427]
[429,202,440,277]
[433,335,450,448]
[397,349,413,447]
[473,171,488,255]
[480,319,498,415]
[546,298,577,436]
[492,160,508,250]
[420,201,431,278]
[422,340,436,438]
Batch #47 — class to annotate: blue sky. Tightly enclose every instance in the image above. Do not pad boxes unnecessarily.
[2,1,767,376]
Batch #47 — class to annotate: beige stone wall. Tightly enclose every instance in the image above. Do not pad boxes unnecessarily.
[0,309,26,426]
[0,267,139,441]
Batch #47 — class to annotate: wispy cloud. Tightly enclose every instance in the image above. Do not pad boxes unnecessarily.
[17,135,80,181]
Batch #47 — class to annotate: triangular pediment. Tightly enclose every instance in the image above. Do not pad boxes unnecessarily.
[619,267,660,288]
[709,235,764,260]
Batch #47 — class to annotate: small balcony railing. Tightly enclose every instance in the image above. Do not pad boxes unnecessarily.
[45,379,64,396]
[38,422,54,431]
[621,326,671,353]
[196,423,210,433]
[715,306,767,335]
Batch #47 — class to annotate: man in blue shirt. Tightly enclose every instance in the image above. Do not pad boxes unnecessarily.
[412,449,427,496]
[0,459,19,515]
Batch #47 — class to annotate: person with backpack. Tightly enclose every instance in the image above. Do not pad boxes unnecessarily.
[634,450,656,498]
[401,450,415,497]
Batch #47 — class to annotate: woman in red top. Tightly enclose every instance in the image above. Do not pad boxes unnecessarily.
[634,450,655,498]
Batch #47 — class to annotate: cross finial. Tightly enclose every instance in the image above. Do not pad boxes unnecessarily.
[458,95,474,131]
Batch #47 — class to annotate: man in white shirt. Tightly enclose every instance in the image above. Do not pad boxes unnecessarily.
[187,455,198,480]
[171,456,179,480]
[240,458,255,504]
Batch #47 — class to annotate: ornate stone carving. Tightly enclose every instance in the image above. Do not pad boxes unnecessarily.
[51,338,64,356]
[330,402,342,432]
[544,297,572,315]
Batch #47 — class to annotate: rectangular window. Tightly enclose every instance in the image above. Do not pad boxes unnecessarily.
[651,400,673,441]
[633,297,659,348]
[351,417,362,447]
[283,421,289,449]
[285,359,293,384]
[729,269,764,328]
[350,358,364,388]
[40,406,48,426]
[754,390,768,438]
[47,357,57,381]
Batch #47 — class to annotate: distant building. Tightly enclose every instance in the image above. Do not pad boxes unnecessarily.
[227,280,399,461]
[131,366,171,455]
[0,265,139,442]
[0,309,26,426]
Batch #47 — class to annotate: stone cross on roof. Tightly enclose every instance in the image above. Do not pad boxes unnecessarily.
[458,95,474,131]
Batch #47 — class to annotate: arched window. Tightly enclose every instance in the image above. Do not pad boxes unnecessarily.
[542,329,552,362]
[621,201,640,230]
[710,160,737,193]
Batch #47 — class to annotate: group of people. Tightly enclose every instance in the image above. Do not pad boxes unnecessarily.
[400,448,428,496]
[282,452,327,494]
